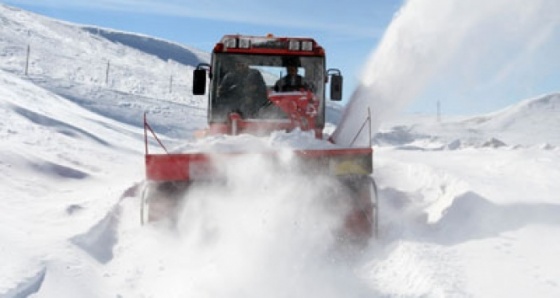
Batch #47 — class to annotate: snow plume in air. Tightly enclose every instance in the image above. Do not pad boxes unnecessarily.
[112,133,373,297]
[172,156,368,297]
[331,0,560,146]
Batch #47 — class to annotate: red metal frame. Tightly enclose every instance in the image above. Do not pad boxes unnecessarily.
[144,112,373,182]
[145,147,373,182]
[214,35,325,57]
[268,90,320,132]
[144,34,374,183]
[204,90,323,138]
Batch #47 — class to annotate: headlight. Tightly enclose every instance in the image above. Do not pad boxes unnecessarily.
[301,41,313,51]
[238,38,251,48]
[288,40,300,51]
[223,38,237,49]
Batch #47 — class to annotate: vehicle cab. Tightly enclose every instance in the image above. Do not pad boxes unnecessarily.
[193,34,343,138]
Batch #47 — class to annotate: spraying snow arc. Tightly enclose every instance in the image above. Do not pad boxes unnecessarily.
[331,0,560,146]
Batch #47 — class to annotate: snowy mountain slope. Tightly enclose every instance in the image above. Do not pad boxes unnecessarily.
[470,93,560,146]
[81,26,207,67]
[0,3,209,139]
[375,93,560,148]
[0,4,209,73]
[1,3,560,297]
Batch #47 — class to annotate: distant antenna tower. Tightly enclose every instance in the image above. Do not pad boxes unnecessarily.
[437,100,441,122]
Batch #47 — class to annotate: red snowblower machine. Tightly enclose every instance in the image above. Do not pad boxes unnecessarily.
[142,34,378,244]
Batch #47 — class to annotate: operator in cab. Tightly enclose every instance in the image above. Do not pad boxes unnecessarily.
[217,58,268,118]
[274,59,312,92]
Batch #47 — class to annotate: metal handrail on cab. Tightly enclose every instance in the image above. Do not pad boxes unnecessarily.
[143,112,168,155]
[349,107,372,148]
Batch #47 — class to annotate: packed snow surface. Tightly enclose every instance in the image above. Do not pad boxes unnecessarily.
[1,3,560,298]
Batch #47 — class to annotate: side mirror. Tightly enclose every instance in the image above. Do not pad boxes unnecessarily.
[328,69,343,101]
[192,69,207,95]
[193,63,211,95]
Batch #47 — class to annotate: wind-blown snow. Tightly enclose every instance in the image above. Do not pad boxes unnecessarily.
[332,0,560,146]
[1,3,560,298]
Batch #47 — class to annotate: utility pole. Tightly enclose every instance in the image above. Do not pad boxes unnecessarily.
[169,75,173,93]
[25,44,30,76]
[105,60,110,86]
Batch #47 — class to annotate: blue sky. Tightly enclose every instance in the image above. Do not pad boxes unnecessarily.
[3,0,402,106]
[4,0,560,116]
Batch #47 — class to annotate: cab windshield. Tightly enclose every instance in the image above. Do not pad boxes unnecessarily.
[209,53,325,122]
